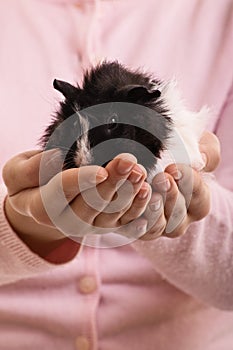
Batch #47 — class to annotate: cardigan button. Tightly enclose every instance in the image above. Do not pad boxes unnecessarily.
[78,276,97,294]
[75,336,90,350]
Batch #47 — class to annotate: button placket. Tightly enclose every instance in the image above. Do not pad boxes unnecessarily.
[75,336,90,350]
[74,237,101,350]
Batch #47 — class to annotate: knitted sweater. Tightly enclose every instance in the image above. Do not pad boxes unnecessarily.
[0,1,233,349]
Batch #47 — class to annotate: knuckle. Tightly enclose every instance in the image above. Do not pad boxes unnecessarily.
[164,227,185,238]
[140,227,163,241]
[165,164,179,175]
[93,214,116,229]
[117,208,130,221]
[81,191,108,213]
[2,162,16,188]
[119,217,131,226]
[164,215,189,238]
[190,198,210,221]
[142,215,166,240]
[156,215,167,232]
[23,162,37,182]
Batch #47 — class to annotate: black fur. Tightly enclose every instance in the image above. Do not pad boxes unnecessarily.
[41,61,172,175]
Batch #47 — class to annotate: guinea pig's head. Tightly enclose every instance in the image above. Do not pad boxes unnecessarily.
[41,61,172,174]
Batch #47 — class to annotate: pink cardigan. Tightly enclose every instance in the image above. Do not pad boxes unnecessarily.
[0,0,233,349]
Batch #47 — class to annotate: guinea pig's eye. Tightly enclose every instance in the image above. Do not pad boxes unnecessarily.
[106,114,119,130]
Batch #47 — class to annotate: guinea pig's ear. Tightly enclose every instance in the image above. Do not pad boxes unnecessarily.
[123,85,161,102]
[53,79,80,100]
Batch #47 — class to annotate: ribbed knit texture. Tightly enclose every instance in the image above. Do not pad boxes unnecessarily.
[0,186,55,284]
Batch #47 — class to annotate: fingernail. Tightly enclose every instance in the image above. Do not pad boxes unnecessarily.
[171,170,182,181]
[128,170,143,184]
[117,159,135,174]
[96,168,108,182]
[138,189,149,199]
[149,199,161,211]
[137,182,151,199]
[136,164,147,177]
[138,187,150,199]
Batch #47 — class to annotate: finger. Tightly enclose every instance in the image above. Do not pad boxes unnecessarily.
[38,155,141,232]
[10,166,108,225]
[143,190,188,239]
[114,152,138,163]
[152,171,187,235]
[2,149,63,195]
[70,153,145,223]
[96,155,140,201]
[124,190,165,241]
[199,131,221,172]
[69,170,147,229]
[140,193,166,241]
[114,153,148,178]
[94,181,151,229]
[91,158,147,228]
[68,152,141,212]
[119,182,152,225]
[2,150,41,193]
[166,163,210,221]
[60,181,139,237]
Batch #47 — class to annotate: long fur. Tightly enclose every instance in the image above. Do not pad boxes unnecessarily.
[40,61,208,178]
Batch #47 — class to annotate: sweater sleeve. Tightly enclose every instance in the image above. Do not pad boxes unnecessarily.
[0,185,60,286]
[132,82,233,311]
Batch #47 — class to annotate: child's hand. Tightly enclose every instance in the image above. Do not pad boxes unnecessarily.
[2,150,150,256]
[123,131,221,240]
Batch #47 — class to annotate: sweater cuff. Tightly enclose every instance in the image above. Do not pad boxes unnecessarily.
[0,185,61,285]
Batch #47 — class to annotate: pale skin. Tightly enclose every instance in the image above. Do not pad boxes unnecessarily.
[2,131,220,261]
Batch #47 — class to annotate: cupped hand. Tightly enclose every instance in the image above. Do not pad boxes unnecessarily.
[124,131,221,240]
[2,149,150,256]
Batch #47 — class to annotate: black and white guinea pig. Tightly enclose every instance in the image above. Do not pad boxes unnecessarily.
[41,61,208,178]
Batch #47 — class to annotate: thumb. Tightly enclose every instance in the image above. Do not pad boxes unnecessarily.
[3,149,63,196]
[199,132,221,172]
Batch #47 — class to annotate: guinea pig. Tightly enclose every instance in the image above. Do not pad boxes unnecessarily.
[40,61,208,178]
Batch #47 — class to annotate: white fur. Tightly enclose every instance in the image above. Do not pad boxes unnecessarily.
[156,79,210,171]
[74,111,92,167]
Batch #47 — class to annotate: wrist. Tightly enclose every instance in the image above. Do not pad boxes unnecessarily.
[4,196,81,261]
